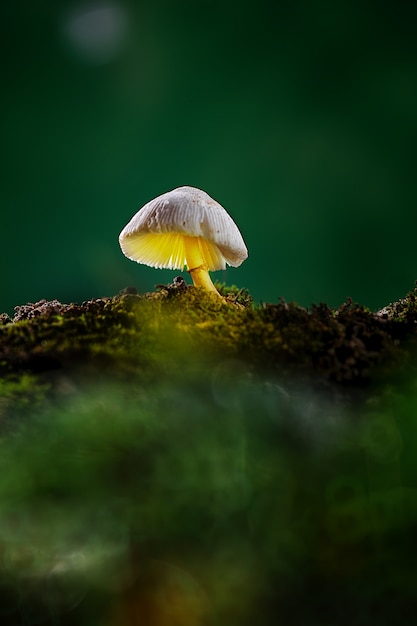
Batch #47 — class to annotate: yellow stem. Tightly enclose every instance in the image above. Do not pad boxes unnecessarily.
[183,236,220,295]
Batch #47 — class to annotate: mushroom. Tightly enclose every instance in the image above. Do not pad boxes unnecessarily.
[119,186,248,296]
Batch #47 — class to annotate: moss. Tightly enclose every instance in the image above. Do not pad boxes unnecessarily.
[1,283,417,409]
[376,281,417,324]
[216,282,254,307]
[0,374,50,430]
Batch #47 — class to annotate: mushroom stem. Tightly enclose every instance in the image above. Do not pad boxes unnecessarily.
[184,236,220,295]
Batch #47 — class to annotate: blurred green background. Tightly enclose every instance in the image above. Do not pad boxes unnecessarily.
[2,0,417,315]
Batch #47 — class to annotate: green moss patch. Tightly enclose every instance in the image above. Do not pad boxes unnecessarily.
[1,283,417,396]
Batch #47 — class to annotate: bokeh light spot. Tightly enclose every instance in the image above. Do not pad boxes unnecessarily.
[62,2,129,64]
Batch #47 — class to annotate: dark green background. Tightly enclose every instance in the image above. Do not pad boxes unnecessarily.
[2,0,417,315]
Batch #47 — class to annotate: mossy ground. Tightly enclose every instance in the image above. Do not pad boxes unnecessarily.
[1,282,417,625]
[2,282,417,387]
[1,281,417,409]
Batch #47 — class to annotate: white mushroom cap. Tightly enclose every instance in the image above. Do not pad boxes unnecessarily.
[119,186,248,271]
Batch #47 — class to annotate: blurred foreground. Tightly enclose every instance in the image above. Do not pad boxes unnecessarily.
[1,368,417,625]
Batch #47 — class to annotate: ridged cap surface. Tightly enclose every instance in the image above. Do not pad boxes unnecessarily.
[119,186,248,271]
